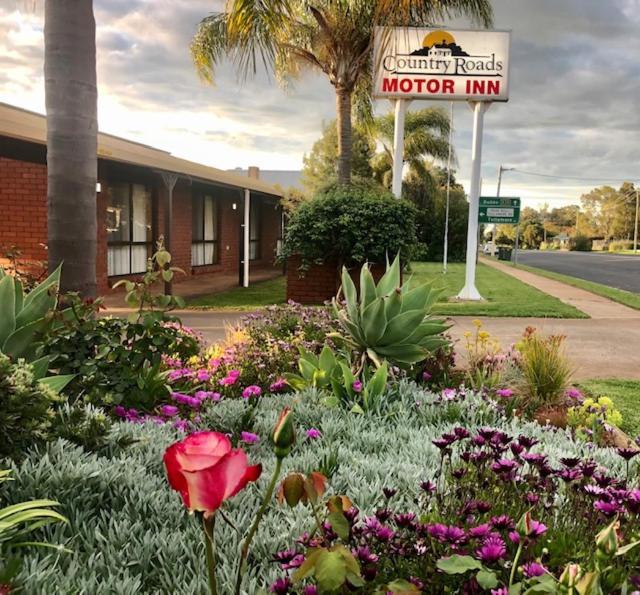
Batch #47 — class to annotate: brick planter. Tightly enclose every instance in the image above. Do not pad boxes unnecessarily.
[286,256,387,305]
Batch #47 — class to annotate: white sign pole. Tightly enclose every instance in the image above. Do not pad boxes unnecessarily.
[391,98,409,198]
[457,101,489,301]
[443,101,454,274]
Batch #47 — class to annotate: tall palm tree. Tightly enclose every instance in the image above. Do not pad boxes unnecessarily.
[370,107,452,190]
[191,0,492,185]
[44,0,98,296]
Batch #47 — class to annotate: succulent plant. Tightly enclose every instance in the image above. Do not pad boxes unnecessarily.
[331,255,449,368]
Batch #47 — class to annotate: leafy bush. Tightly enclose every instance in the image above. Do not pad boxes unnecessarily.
[5,385,634,593]
[568,234,592,251]
[609,240,634,252]
[281,183,418,271]
[516,327,573,411]
[0,354,60,459]
[41,315,201,410]
[568,396,623,444]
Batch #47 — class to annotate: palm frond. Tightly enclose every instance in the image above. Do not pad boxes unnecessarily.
[375,0,493,28]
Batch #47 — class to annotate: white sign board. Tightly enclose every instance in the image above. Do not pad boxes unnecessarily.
[373,27,511,102]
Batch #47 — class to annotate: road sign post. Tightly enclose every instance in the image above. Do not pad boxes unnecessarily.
[478,197,521,224]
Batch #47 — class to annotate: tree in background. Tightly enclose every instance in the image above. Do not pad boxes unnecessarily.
[301,120,374,195]
[370,107,452,190]
[44,0,98,296]
[191,0,492,185]
[580,186,622,242]
[404,167,468,262]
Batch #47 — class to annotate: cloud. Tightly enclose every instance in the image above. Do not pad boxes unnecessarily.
[1,0,640,203]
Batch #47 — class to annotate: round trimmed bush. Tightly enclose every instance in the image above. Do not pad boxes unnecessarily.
[281,183,417,270]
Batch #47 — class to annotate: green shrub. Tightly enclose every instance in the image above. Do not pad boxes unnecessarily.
[609,240,634,252]
[568,234,592,251]
[281,182,417,271]
[0,354,60,458]
[5,387,627,593]
[41,316,201,411]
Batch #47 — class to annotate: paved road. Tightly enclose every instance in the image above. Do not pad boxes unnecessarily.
[516,251,640,293]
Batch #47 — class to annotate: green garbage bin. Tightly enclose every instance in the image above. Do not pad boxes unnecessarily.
[498,247,513,261]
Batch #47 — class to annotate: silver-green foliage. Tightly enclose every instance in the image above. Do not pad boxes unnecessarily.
[5,384,624,594]
[332,256,449,367]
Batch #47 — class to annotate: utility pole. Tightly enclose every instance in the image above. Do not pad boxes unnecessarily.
[496,165,515,261]
[634,188,639,254]
[443,101,454,273]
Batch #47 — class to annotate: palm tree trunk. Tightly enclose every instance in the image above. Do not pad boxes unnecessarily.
[335,88,352,185]
[44,0,98,297]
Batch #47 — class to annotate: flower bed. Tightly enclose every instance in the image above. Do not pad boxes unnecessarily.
[4,384,638,593]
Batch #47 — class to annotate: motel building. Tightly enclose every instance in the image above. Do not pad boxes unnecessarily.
[0,102,284,295]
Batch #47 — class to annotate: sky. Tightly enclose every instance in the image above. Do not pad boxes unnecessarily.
[2,0,640,208]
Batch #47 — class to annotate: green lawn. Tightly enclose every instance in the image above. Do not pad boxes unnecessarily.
[187,262,586,318]
[188,276,286,309]
[579,379,640,437]
[515,263,640,311]
[411,262,586,318]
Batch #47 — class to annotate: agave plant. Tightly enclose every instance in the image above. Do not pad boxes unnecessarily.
[0,265,61,361]
[331,255,449,368]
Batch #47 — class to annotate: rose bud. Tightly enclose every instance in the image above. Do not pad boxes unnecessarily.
[272,407,295,458]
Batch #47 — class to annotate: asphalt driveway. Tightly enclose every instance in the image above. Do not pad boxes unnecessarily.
[516,251,640,293]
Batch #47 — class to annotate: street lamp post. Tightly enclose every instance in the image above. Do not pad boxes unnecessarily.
[634,188,639,254]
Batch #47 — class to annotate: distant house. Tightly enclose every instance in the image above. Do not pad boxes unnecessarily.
[230,168,302,191]
[0,102,284,292]
[551,233,571,248]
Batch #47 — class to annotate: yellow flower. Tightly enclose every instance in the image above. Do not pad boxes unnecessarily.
[463,331,472,338]
[478,331,490,341]
[472,319,483,328]
[597,396,613,409]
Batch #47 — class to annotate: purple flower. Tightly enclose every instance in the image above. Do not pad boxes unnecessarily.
[476,536,506,563]
[527,520,547,538]
[559,468,583,482]
[196,369,210,382]
[469,524,493,539]
[352,380,363,393]
[594,500,622,516]
[394,512,416,528]
[420,480,437,493]
[160,405,179,417]
[375,525,395,541]
[270,577,291,594]
[422,371,432,381]
[302,586,318,595]
[522,562,547,578]
[306,428,322,439]
[491,589,508,595]
[173,419,189,432]
[492,459,519,474]
[617,448,640,461]
[269,378,288,393]
[240,431,260,444]
[454,427,471,440]
[272,549,297,564]
[242,385,262,399]
[496,388,514,398]
[113,405,126,418]
[282,554,304,570]
[490,515,514,530]
[353,546,379,565]
[442,388,457,400]
[560,457,581,468]
[565,388,583,400]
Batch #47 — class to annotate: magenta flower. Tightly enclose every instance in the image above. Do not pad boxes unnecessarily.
[306,428,322,439]
[352,380,363,393]
[476,536,506,563]
[160,405,179,417]
[208,358,221,369]
[496,388,514,398]
[269,378,288,393]
[594,500,622,516]
[565,387,583,400]
[422,371,432,381]
[113,405,126,418]
[469,524,492,539]
[242,385,262,399]
[196,370,210,382]
[522,562,547,578]
[240,431,260,444]
[442,388,457,400]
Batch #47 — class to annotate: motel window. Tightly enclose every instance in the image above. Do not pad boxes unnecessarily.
[192,194,219,266]
[106,183,152,276]
[249,201,260,261]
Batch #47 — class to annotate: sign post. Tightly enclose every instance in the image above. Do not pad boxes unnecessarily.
[373,27,511,300]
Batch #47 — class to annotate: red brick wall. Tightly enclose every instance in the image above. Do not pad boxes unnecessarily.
[0,156,48,269]
[255,201,281,269]
[286,257,388,304]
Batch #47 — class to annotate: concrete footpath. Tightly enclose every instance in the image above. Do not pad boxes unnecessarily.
[110,259,640,382]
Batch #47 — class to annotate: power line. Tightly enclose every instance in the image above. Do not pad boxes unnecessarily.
[510,168,639,184]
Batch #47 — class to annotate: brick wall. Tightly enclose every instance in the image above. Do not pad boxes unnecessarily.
[286,256,388,304]
[0,156,48,269]
[255,201,281,269]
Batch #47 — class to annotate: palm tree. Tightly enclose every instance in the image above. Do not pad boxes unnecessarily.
[44,0,98,296]
[370,107,452,191]
[191,0,492,185]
